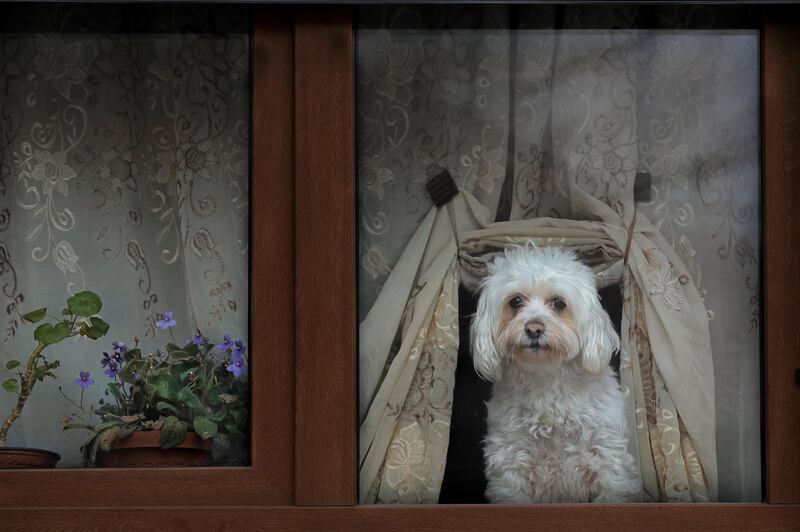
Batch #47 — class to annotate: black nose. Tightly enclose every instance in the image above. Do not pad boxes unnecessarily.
[525,320,545,340]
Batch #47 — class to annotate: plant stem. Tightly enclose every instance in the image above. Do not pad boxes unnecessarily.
[58,386,84,411]
[0,343,46,446]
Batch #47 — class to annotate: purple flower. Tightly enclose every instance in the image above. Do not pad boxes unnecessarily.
[112,341,128,354]
[103,360,121,379]
[231,340,246,363]
[101,352,113,367]
[225,360,246,379]
[74,371,94,389]
[156,311,177,330]
[215,334,233,352]
[110,349,125,365]
[192,333,205,346]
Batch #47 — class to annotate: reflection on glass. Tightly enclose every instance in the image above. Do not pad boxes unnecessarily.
[357,5,760,503]
[0,5,250,467]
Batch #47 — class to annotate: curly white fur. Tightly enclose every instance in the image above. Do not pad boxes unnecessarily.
[471,245,641,503]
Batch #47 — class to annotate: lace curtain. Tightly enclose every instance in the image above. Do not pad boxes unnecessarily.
[358,5,760,502]
[0,6,249,466]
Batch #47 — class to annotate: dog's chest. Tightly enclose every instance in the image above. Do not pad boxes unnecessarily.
[484,376,625,501]
[487,401,603,500]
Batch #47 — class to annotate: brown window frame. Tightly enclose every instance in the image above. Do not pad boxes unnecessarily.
[3,4,799,528]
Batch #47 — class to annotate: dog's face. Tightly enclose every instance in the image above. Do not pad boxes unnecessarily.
[471,246,619,381]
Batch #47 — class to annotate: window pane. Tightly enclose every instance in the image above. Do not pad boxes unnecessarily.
[357,4,760,503]
[0,5,250,467]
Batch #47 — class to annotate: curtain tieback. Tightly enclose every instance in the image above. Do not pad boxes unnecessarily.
[426,169,461,245]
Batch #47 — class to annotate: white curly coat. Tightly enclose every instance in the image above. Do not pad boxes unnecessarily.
[470,246,641,503]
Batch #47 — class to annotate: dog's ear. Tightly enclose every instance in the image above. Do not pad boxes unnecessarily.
[580,293,620,374]
[471,287,503,383]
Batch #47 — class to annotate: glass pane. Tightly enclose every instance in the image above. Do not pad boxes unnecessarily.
[0,5,250,467]
[357,4,760,503]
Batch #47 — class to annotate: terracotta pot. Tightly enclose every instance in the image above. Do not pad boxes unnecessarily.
[0,447,60,469]
[95,430,212,468]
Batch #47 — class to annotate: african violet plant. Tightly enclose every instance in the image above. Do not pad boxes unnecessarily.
[0,291,109,447]
[61,311,249,464]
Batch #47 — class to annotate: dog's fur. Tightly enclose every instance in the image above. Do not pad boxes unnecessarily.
[470,246,641,503]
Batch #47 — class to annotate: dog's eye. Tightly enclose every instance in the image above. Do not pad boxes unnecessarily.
[551,297,567,311]
[508,296,525,310]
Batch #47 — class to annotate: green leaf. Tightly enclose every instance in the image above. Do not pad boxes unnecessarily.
[155,401,182,416]
[168,358,197,379]
[67,291,102,317]
[160,415,187,449]
[119,360,143,384]
[5,360,21,370]
[208,409,226,423]
[2,378,19,393]
[62,422,92,431]
[124,348,142,362]
[166,343,194,362]
[91,421,124,433]
[177,387,202,410]
[149,369,180,401]
[84,316,110,340]
[206,385,225,406]
[193,416,218,440]
[181,342,201,358]
[106,383,125,406]
[176,365,198,383]
[96,403,118,416]
[31,359,60,382]
[22,307,47,323]
[34,321,72,346]
[223,422,243,435]
[144,383,157,399]
[84,431,105,463]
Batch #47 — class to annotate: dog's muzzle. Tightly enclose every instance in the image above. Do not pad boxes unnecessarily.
[524,320,546,350]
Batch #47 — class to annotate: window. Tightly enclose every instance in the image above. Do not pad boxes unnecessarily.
[2,4,799,527]
[0,4,250,468]
[356,4,761,504]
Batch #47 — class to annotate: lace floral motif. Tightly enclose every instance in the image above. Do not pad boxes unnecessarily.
[648,266,687,312]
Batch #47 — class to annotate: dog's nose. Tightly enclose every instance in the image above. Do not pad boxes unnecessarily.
[524,320,545,340]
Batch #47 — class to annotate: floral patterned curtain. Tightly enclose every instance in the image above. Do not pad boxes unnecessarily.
[0,5,249,466]
[358,5,760,502]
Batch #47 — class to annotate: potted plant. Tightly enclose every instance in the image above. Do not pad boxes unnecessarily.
[61,311,249,467]
[0,291,109,468]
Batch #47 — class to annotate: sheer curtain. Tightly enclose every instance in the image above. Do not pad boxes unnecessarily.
[0,5,249,466]
[358,5,760,502]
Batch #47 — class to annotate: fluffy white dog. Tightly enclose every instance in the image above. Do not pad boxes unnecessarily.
[470,245,641,503]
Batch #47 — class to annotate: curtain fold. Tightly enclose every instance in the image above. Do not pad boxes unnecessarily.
[360,192,489,503]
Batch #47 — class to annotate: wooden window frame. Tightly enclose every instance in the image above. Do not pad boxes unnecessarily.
[3,4,800,529]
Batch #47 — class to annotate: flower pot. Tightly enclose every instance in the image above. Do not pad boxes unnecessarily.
[0,447,60,469]
[95,430,212,468]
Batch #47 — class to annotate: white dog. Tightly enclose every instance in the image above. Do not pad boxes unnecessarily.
[470,245,641,503]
